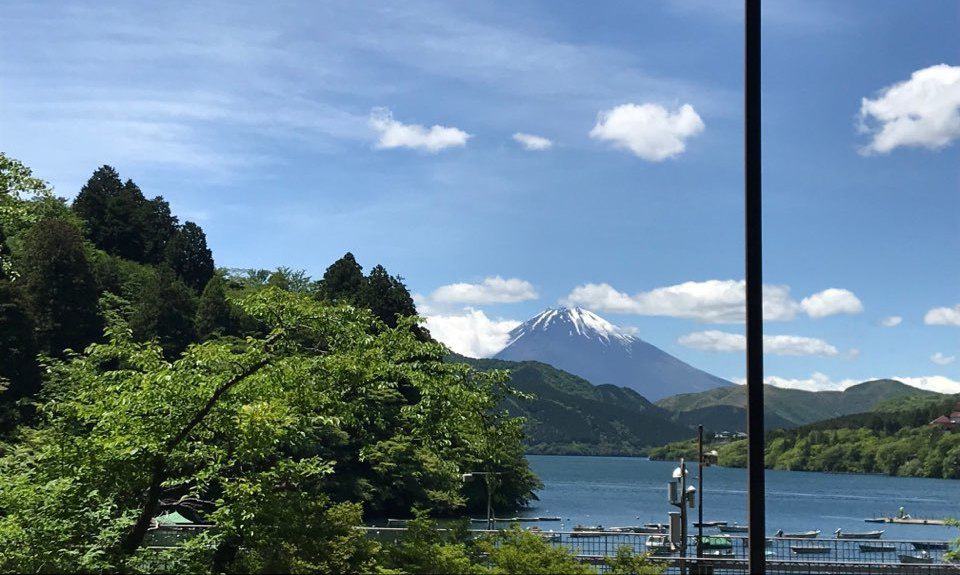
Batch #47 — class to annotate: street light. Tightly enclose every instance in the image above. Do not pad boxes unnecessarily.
[462,471,504,530]
[668,458,697,575]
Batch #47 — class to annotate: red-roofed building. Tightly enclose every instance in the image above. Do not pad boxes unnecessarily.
[930,415,955,430]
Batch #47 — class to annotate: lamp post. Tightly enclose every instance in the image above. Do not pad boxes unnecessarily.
[669,460,696,575]
[697,425,704,559]
[462,471,503,530]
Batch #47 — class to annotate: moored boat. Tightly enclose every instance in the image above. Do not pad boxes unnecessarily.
[859,543,895,553]
[694,520,728,528]
[717,524,749,533]
[911,541,949,550]
[776,529,820,539]
[700,536,734,550]
[645,534,673,555]
[899,551,932,564]
[792,545,830,555]
[836,529,883,539]
[570,524,606,538]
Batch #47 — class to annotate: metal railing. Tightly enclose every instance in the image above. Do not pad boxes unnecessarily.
[358,527,960,574]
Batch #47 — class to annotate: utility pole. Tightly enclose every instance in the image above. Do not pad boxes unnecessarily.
[745,0,766,572]
[680,458,688,575]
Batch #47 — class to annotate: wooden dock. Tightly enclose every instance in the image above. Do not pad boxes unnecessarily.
[865,517,948,526]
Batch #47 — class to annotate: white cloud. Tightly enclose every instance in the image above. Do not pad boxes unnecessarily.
[562,280,859,324]
[369,107,470,152]
[859,64,960,154]
[733,372,960,394]
[426,276,538,306]
[679,330,839,356]
[931,352,956,366]
[800,288,864,319]
[880,316,902,327]
[421,308,519,358]
[589,103,704,161]
[925,304,960,326]
[512,132,553,151]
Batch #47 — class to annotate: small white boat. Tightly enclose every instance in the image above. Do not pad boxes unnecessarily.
[835,529,883,539]
[717,524,749,533]
[526,527,561,542]
[776,529,820,539]
[645,535,673,555]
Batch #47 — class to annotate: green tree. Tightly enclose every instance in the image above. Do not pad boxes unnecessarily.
[130,267,197,356]
[0,279,41,429]
[362,264,418,328]
[195,273,233,339]
[318,252,364,303]
[142,195,179,263]
[0,288,538,573]
[164,221,215,292]
[18,218,102,356]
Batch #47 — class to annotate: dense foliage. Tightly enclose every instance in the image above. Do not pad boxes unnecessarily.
[0,155,561,573]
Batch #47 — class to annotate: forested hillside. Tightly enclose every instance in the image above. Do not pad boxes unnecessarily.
[453,355,694,455]
[652,393,960,480]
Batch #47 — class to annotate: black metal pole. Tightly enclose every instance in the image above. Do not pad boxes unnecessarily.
[679,458,687,575]
[745,0,766,573]
[697,425,704,559]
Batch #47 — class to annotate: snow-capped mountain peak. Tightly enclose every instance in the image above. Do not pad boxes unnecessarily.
[520,307,636,345]
[495,306,730,401]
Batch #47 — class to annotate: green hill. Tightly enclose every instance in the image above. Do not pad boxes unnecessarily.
[721,393,960,478]
[450,355,694,455]
[655,379,938,432]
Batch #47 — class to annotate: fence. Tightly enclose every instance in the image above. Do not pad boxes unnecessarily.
[360,527,960,574]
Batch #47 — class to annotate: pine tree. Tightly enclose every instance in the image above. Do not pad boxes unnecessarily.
[72,165,123,253]
[319,252,364,303]
[195,273,233,339]
[361,265,418,328]
[164,221,215,292]
[73,167,178,264]
[130,266,198,356]
[142,195,178,264]
[19,219,102,356]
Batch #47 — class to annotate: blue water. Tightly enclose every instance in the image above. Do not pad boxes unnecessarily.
[517,455,959,541]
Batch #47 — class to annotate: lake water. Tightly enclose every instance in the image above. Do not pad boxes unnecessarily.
[515,455,959,541]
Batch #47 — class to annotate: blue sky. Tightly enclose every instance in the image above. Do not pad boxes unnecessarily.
[2,1,958,392]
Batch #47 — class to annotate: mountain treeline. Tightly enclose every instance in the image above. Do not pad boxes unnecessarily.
[0,154,558,573]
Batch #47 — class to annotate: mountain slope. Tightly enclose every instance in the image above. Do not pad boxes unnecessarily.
[493,307,730,401]
[451,355,695,455]
[656,379,940,432]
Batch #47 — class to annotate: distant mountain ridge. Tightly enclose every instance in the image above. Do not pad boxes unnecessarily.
[450,354,694,455]
[656,379,940,432]
[494,307,730,401]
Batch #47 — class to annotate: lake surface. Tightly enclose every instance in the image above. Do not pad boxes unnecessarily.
[516,455,959,541]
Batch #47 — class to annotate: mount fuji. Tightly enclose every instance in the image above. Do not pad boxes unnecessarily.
[494,307,730,401]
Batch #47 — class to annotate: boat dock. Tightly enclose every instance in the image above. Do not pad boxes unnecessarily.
[866,517,948,526]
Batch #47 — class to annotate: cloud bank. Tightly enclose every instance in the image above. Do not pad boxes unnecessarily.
[561,280,862,323]
[859,64,960,154]
[679,330,839,356]
[426,276,538,306]
[735,372,960,394]
[589,103,704,161]
[421,308,519,358]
